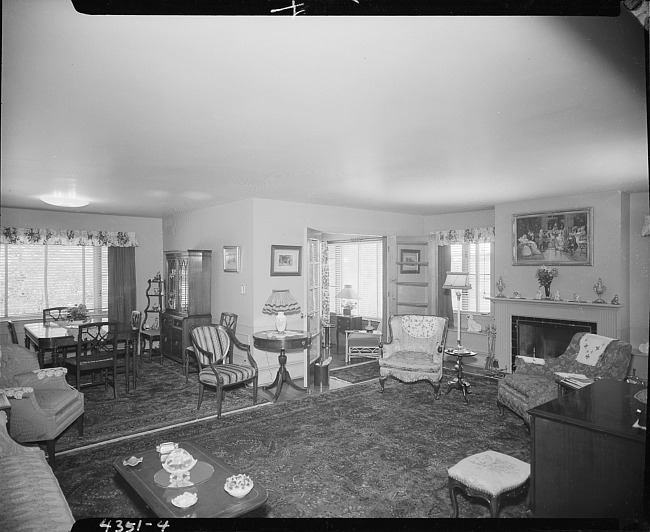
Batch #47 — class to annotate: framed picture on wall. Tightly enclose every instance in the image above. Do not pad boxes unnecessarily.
[223,246,240,272]
[512,208,592,266]
[270,245,302,276]
[400,249,421,274]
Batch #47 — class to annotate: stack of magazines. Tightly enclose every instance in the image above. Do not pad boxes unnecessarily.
[555,372,594,388]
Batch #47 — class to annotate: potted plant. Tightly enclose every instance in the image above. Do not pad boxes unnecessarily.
[67,304,89,322]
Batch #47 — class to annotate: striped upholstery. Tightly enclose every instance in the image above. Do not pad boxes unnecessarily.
[191,326,230,366]
[199,364,256,386]
[190,324,258,417]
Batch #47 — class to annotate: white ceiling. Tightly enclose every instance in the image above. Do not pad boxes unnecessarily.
[1,1,648,219]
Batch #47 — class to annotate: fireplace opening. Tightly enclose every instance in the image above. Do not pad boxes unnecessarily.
[512,315,596,367]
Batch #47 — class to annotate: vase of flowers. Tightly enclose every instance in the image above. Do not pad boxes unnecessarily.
[535,266,558,299]
[67,304,89,322]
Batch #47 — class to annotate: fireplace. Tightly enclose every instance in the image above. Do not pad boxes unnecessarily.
[512,315,597,362]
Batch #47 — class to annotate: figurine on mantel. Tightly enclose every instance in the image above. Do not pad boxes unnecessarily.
[611,294,620,305]
[553,288,562,301]
[535,288,543,300]
[572,292,582,302]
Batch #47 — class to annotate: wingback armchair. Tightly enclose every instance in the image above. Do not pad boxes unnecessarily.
[497,332,632,425]
[0,343,84,466]
[379,314,449,396]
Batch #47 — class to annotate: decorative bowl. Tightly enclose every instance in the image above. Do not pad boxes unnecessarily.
[224,474,254,498]
[162,448,197,474]
[171,492,198,508]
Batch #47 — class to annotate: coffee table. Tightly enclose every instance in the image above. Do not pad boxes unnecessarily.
[113,441,267,518]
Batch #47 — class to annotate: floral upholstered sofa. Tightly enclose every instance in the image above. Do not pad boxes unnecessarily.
[497,332,632,425]
[0,410,75,532]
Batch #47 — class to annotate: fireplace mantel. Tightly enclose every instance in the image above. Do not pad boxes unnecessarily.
[488,297,622,372]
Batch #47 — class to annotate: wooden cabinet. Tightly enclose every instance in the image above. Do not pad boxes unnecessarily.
[529,380,646,524]
[161,250,212,364]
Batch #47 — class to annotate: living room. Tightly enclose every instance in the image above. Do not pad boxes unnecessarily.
[1,0,649,527]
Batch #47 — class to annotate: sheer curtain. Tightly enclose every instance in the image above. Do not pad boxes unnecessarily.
[437,245,454,327]
[108,247,137,326]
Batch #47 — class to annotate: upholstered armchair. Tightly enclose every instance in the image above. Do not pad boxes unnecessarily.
[190,324,258,418]
[497,332,632,425]
[378,314,449,396]
[0,343,84,466]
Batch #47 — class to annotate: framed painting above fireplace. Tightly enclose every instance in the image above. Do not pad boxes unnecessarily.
[512,208,592,266]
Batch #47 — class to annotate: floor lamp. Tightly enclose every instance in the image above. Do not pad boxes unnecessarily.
[443,272,472,353]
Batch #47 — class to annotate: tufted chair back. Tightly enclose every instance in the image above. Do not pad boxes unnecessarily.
[383,314,448,362]
[190,325,231,367]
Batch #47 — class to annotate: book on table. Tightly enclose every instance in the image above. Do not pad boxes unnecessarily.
[555,372,594,388]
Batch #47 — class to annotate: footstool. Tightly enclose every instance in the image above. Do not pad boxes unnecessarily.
[448,450,530,518]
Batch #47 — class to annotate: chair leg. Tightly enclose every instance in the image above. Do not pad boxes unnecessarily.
[77,413,85,437]
[379,376,386,393]
[433,380,441,399]
[489,495,500,518]
[448,480,459,518]
[197,383,204,410]
[216,385,223,419]
[46,440,56,468]
[252,376,258,405]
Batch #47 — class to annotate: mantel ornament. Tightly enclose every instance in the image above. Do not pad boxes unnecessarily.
[495,276,506,298]
[593,278,607,304]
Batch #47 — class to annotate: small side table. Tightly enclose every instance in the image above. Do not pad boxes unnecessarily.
[444,349,476,403]
[0,392,11,433]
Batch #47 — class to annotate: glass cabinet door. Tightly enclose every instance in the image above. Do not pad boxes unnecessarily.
[166,258,178,311]
[178,258,189,314]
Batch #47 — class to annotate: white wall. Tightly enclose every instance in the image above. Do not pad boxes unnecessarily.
[0,207,164,315]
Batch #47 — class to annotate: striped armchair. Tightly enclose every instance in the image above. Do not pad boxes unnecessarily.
[190,324,258,418]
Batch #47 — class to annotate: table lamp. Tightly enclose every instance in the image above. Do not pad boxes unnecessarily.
[262,289,301,332]
[442,272,472,352]
[336,285,359,316]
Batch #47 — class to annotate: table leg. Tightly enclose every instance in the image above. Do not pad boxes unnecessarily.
[445,356,472,403]
[263,348,307,402]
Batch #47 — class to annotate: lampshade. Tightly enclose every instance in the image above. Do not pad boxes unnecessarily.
[262,289,301,315]
[263,289,301,332]
[336,285,359,300]
[442,272,472,291]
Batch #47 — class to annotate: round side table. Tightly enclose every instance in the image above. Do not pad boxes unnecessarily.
[444,349,477,403]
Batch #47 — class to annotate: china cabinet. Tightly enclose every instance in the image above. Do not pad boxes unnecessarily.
[161,250,212,364]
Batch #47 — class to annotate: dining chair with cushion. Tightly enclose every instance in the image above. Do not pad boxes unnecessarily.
[62,321,119,399]
[219,312,238,363]
[0,342,84,467]
[497,332,632,425]
[379,314,449,397]
[190,324,258,418]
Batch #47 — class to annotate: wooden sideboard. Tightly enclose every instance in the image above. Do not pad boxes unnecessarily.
[528,380,646,524]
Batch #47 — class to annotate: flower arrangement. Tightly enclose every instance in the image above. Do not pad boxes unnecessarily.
[535,266,558,286]
[67,304,89,321]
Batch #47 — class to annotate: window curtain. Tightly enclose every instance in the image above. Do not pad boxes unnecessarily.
[108,247,137,326]
[321,241,330,320]
[435,226,495,327]
[437,245,454,327]
[1,227,138,247]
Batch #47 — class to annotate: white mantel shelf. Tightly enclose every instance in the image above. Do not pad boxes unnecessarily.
[487,296,622,372]
[487,297,624,310]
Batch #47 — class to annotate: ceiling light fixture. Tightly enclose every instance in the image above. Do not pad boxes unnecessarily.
[40,195,90,208]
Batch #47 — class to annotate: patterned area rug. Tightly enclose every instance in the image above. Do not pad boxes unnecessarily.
[330,360,379,383]
[55,377,532,521]
[56,360,268,452]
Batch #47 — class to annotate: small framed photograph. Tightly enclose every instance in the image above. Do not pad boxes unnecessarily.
[270,245,302,276]
[223,246,241,273]
[512,208,592,266]
[400,249,421,274]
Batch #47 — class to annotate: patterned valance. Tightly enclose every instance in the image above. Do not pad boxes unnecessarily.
[436,227,495,246]
[0,227,138,247]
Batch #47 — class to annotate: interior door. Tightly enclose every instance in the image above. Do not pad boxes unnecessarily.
[304,228,323,386]
[387,235,437,318]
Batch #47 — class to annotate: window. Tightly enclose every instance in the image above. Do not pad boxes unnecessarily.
[0,244,108,318]
[450,242,492,314]
[328,240,383,320]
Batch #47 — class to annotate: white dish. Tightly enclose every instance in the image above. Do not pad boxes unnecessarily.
[171,492,198,508]
[224,474,254,498]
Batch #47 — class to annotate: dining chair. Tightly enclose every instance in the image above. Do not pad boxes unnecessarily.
[219,312,238,363]
[62,321,119,398]
[190,324,258,418]
[7,320,19,344]
[42,307,71,324]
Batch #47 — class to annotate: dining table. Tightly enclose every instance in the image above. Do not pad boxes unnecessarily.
[23,319,140,393]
